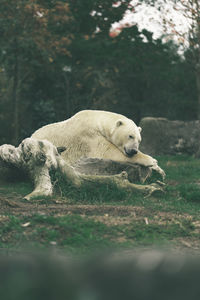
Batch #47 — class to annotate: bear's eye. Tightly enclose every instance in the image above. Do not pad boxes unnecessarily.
[129,135,134,139]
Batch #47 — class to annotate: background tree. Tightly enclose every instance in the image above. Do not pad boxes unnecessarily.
[0,0,73,144]
[0,0,198,145]
[142,0,200,117]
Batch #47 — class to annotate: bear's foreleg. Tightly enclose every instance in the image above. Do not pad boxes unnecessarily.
[131,151,165,180]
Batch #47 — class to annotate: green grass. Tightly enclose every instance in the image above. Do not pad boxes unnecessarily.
[55,178,133,204]
[122,220,195,246]
[178,184,200,202]
[0,181,32,197]
[0,214,196,253]
[158,155,200,183]
[0,215,115,252]
[0,154,200,253]
[52,155,200,216]
[154,155,200,215]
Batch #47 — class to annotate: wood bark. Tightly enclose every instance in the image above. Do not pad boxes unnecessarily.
[12,39,20,146]
[196,67,200,119]
[0,138,165,200]
[194,0,200,119]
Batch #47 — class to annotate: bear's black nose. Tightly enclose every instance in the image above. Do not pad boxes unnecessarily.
[125,148,138,157]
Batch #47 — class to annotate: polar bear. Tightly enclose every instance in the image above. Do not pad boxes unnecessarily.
[32,110,163,174]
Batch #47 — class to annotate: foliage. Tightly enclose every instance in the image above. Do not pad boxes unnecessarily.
[138,0,200,117]
[0,0,198,145]
[0,0,73,144]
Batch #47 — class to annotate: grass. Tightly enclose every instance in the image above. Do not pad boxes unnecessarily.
[0,181,32,197]
[55,177,132,204]
[0,154,200,253]
[123,220,195,245]
[53,155,200,215]
[156,155,200,215]
[0,214,117,252]
[0,213,196,253]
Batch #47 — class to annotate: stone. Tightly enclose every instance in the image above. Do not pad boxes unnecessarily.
[139,117,200,156]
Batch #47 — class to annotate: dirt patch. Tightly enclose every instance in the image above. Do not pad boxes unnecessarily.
[85,215,137,226]
[0,190,196,226]
[0,192,192,227]
[0,191,148,217]
[0,190,200,253]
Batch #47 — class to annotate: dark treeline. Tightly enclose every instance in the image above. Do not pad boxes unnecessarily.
[0,0,197,145]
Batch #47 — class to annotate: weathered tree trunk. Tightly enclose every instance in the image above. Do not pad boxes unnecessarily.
[73,158,152,183]
[196,64,200,118]
[0,138,165,201]
[12,38,20,146]
[195,1,200,119]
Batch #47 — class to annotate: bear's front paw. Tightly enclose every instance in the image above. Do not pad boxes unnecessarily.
[151,165,166,180]
[142,157,157,167]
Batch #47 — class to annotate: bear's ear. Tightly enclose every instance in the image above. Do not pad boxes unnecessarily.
[57,146,67,154]
[116,120,123,127]
[138,126,142,132]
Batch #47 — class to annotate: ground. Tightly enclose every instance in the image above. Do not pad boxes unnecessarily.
[0,155,200,254]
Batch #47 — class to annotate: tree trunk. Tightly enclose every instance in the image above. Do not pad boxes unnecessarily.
[196,69,200,119]
[195,0,200,119]
[0,138,165,201]
[12,39,20,146]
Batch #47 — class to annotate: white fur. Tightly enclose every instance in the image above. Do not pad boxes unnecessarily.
[32,110,156,167]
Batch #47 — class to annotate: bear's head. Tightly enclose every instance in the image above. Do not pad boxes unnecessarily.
[110,119,142,157]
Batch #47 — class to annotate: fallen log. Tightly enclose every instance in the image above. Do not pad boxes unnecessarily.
[0,138,165,200]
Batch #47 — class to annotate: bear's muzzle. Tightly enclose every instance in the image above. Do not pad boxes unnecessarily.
[124,148,138,157]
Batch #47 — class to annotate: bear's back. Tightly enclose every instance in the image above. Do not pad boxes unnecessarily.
[31,110,135,164]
